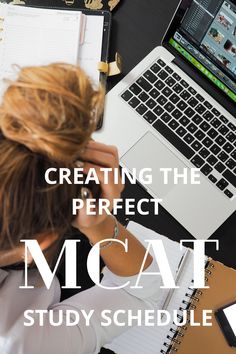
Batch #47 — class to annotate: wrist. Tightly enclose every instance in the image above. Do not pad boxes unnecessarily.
[80,215,116,244]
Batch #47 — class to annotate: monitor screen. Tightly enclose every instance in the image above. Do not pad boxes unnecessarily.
[166,0,236,103]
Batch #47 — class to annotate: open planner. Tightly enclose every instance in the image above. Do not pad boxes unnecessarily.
[104,222,236,354]
[0,3,111,98]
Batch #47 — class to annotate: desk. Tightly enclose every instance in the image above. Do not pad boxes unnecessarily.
[107,0,236,268]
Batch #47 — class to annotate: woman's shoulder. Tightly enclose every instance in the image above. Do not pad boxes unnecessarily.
[0,269,8,284]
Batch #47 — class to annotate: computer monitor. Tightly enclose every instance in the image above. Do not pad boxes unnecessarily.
[164,0,236,104]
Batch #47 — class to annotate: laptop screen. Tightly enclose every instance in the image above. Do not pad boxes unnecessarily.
[165,0,236,103]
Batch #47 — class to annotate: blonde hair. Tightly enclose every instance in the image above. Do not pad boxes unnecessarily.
[0,63,104,251]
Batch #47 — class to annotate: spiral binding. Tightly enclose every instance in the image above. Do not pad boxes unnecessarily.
[64,0,75,5]
[160,259,215,354]
[0,16,4,42]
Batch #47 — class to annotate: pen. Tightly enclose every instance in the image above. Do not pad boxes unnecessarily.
[161,249,191,316]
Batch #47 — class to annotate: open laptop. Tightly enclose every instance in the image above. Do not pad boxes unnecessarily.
[94,0,236,239]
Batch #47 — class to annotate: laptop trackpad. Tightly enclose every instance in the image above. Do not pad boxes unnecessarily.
[121,131,186,198]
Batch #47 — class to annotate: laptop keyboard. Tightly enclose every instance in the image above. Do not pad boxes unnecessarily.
[121,59,236,199]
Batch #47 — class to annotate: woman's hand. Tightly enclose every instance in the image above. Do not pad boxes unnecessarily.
[72,141,124,239]
[73,140,152,276]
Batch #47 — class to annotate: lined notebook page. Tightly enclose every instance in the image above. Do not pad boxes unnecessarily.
[78,15,104,85]
[0,4,82,96]
[105,222,194,354]
[0,3,105,97]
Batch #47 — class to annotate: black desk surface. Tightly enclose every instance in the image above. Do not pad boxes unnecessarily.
[107,0,236,268]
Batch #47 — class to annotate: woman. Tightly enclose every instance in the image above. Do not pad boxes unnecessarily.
[0,64,160,354]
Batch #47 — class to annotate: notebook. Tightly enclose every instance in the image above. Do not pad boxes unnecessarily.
[104,222,236,354]
[0,3,109,97]
[169,260,236,354]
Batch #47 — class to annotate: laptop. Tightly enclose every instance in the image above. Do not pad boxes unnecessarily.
[94,0,236,239]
